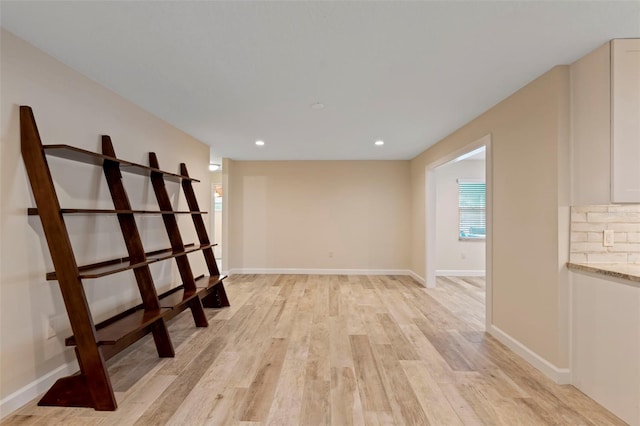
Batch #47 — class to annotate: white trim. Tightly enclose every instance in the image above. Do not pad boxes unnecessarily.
[452,146,486,163]
[456,178,485,184]
[489,325,571,384]
[227,268,412,276]
[484,138,493,332]
[426,167,437,288]
[425,134,493,327]
[436,270,485,277]
[0,360,78,419]
[408,270,426,286]
[568,272,574,383]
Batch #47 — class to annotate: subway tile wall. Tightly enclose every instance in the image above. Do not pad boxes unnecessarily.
[570,205,640,263]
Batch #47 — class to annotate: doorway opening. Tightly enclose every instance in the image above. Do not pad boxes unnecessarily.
[425,134,492,330]
[211,182,223,270]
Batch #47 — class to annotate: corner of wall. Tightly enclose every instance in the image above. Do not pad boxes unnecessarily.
[408,270,426,286]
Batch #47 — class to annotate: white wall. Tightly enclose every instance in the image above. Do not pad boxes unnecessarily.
[411,66,571,370]
[227,160,411,273]
[435,159,485,275]
[0,30,211,415]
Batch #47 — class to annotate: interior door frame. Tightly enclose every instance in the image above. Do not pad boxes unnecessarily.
[425,134,493,330]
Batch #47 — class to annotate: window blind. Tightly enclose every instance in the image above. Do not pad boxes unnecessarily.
[458,180,486,239]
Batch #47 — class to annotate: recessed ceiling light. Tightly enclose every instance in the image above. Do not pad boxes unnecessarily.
[311,102,325,110]
[209,163,220,171]
[375,140,384,146]
[255,140,265,146]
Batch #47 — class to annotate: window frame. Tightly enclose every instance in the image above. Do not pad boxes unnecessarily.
[457,179,486,241]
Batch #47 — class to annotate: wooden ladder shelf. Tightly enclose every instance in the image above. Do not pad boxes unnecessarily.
[20,106,229,411]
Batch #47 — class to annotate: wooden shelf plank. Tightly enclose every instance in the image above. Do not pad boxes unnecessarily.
[65,284,199,348]
[65,308,171,346]
[46,243,217,280]
[195,275,229,308]
[144,243,215,264]
[42,145,200,183]
[28,208,206,216]
[159,287,199,309]
[159,288,202,322]
[195,274,227,290]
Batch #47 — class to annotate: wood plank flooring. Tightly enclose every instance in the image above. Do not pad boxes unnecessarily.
[2,275,626,425]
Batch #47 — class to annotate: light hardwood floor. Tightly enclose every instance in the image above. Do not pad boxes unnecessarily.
[2,275,625,425]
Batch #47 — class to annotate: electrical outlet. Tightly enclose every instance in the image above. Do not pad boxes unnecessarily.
[603,230,614,247]
[43,318,57,340]
[460,253,467,260]
[328,251,334,258]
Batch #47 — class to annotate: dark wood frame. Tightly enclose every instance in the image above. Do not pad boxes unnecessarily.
[20,106,229,411]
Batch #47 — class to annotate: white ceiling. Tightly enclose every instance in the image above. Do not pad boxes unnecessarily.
[2,1,639,161]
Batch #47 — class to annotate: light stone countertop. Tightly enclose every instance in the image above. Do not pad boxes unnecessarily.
[567,262,640,284]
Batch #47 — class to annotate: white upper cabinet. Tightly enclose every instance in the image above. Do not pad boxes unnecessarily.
[611,39,640,203]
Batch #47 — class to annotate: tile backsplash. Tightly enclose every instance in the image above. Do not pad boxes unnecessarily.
[570,204,640,264]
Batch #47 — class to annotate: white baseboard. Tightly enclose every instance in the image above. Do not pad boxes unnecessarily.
[0,360,78,419]
[489,325,570,384]
[408,270,426,286]
[436,269,485,277]
[227,268,412,276]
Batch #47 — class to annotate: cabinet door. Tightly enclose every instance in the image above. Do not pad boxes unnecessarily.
[611,39,640,203]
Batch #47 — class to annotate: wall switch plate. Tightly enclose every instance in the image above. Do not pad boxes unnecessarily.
[603,230,614,247]
[43,317,57,340]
